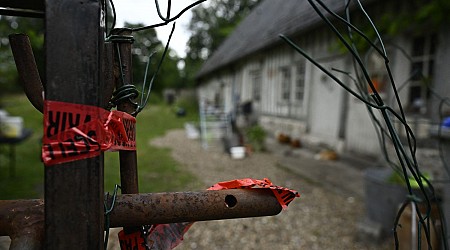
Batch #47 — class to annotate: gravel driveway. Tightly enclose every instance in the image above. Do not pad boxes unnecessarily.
[149,129,391,250]
[0,129,392,250]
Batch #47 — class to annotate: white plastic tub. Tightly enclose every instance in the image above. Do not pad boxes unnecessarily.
[230,146,245,159]
[0,116,23,138]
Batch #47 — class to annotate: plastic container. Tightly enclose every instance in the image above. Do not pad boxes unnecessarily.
[0,116,23,138]
[230,146,245,159]
[0,109,8,119]
[184,122,200,139]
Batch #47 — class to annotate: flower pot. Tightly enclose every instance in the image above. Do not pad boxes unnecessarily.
[364,168,410,236]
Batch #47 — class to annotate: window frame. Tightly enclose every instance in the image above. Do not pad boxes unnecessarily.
[408,33,437,114]
[250,69,262,102]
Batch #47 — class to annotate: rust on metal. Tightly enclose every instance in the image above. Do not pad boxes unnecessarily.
[0,199,44,250]
[110,28,140,195]
[9,34,44,113]
[109,189,282,227]
[1,189,281,239]
[102,42,116,109]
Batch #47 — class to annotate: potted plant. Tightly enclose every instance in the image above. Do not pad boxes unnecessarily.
[245,125,267,152]
[363,168,439,242]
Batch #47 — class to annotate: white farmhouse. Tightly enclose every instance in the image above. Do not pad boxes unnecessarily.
[196,0,450,157]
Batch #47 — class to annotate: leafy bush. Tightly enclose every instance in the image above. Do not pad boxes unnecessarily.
[245,125,267,152]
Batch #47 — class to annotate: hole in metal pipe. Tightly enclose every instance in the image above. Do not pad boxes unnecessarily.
[224,195,237,208]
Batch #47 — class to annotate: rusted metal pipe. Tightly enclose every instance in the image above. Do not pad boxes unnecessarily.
[108,189,282,227]
[9,33,44,113]
[110,28,139,195]
[0,199,44,249]
[109,28,140,237]
[1,189,281,237]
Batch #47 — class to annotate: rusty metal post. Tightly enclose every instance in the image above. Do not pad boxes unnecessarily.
[110,29,140,196]
[44,0,104,248]
[108,28,141,237]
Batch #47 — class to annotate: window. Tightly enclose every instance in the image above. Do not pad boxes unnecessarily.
[279,61,306,104]
[251,70,262,101]
[367,52,387,94]
[280,67,291,101]
[279,61,305,103]
[294,61,306,102]
[408,34,437,113]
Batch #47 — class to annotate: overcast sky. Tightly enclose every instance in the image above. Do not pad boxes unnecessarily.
[112,0,204,57]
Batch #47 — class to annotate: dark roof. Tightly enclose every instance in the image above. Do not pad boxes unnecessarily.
[196,0,364,78]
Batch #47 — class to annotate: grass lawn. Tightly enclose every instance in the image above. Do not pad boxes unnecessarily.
[0,94,201,199]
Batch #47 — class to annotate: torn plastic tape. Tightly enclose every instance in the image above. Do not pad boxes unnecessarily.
[118,230,147,250]
[138,178,299,250]
[42,100,136,166]
[209,178,299,209]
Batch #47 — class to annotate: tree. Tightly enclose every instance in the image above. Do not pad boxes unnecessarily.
[124,22,182,95]
[382,0,450,36]
[0,16,181,99]
[183,0,262,87]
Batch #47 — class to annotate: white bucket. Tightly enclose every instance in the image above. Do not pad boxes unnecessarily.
[184,122,200,139]
[230,146,245,159]
[0,110,8,120]
[0,116,23,138]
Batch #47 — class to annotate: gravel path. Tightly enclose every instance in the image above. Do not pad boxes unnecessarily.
[0,129,392,249]
[149,129,391,250]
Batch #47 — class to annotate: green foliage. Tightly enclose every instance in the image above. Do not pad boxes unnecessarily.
[245,125,267,152]
[377,0,450,36]
[387,170,430,189]
[332,0,449,53]
[125,22,183,94]
[173,93,199,115]
[0,16,44,96]
[186,0,261,60]
[0,17,183,97]
[183,0,262,87]
[0,95,44,199]
[0,94,200,199]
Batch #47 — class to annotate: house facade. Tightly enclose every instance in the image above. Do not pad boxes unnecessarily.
[196,0,450,157]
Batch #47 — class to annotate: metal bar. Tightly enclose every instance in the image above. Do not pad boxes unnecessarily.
[0,0,44,17]
[44,0,104,248]
[109,28,140,237]
[0,8,44,18]
[1,189,281,237]
[0,0,44,11]
[9,34,44,113]
[9,144,15,178]
[0,199,44,249]
[110,29,140,196]
[108,189,282,227]
[102,42,116,109]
